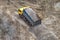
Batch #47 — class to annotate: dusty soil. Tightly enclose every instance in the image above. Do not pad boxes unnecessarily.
[0,0,60,40]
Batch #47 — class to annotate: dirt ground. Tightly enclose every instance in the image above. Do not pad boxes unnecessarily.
[0,0,60,40]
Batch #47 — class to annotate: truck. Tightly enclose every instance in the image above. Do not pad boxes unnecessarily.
[18,6,41,26]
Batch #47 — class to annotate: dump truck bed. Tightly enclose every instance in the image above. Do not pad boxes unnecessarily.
[24,8,39,22]
[22,8,41,26]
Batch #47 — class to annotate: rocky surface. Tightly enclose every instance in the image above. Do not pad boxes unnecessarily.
[0,0,60,40]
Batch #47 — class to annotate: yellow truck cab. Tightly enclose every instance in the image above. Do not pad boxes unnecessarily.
[18,6,41,26]
[18,6,30,15]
